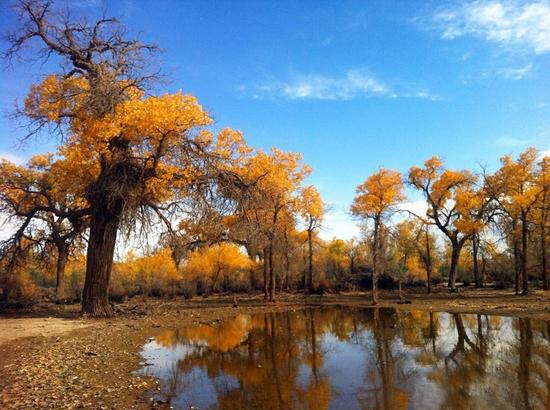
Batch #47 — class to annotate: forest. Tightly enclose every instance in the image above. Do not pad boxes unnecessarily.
[0,1,548,316]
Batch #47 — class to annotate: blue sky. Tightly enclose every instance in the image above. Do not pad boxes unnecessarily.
[1,0,549,239]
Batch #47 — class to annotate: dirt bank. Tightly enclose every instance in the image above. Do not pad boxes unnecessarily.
[1,289,549,409]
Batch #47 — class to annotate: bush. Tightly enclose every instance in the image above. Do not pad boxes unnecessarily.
[0,270,38,302]
[493,269,515,289]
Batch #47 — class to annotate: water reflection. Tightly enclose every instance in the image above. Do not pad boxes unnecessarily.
[139,308,550,410]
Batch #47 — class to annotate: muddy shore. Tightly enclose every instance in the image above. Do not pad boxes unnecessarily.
[1,289,549,409]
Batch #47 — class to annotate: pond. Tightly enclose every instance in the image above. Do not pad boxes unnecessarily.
[138,307,550,409]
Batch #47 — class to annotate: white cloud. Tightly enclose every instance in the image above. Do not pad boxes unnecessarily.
[433,1,550,54]
[497,63,533,79]
[396,200,429,220]
[0,151,24,165]
[539,149,550,158]
[266,70,391,100]
[495,136,531,146]
[320,208,360,240]
[248,70,438,101]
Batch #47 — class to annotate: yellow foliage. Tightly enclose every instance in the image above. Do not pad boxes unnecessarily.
[351,168,405,219]
[183,243,253,288]
[112,248,180,296]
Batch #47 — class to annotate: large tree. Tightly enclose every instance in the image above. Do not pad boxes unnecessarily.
[408,157,488,291]
[5,1,245,315]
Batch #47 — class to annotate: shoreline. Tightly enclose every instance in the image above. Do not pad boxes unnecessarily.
[1,290,550,409]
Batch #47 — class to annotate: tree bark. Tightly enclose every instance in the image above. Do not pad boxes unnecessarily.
[424,226,433,294]
[447,243,461,291]
[371,218,380,305]
[513,219,521,295]
[284,250,290,291]
[81,207,120,316]
[55,244,68,302]
[521,212,529,295]
[307,228,314,294]
[263,247,269,300]
[472,233,482,288]
[541,220,548,291]
[398,279,403,301]
[268,242,275,301]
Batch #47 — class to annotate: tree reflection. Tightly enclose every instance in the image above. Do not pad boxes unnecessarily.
[142,308,550,410]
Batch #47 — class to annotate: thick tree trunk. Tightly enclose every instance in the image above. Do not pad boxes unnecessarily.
[447,244,460,291]
[81,208,120,316]
[521,213,529,295]
[55,244,68,302]
[307,229,313,294]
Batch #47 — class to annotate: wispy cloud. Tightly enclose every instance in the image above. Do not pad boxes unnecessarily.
[538,149,550,158]
[497,63,533,79]
[495,136,531,147]
[0,151,24,165]
[433,1,550,54]
[245,70,439,101]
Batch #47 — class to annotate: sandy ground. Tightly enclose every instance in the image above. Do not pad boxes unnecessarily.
[0,318,89,346]
[1,288,549,409]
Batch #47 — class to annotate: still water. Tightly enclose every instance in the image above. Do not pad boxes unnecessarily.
[138,307,550,409]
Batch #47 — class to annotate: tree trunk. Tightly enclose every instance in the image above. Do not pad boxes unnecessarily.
[472,233,482,288]
[481,253,487,287]
[541,221,548,291]
[284,251,290,291]
[268,242,275,301]
[371,218,380,305]
[521,212,529,295]
[398,279,403,301]
[425,227,432,294]
[447,243,460,291]
[55,244,68,302]
[307,229,314,294]
[263,247,269,300]
[81,208,120,316]
[513,220,521,295]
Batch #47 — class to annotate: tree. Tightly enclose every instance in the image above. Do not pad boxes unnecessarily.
[534,155,549,290]
[351,169,405,304]
[0,154,87,301]
[232,148,310,301]
[6,1,246,315]
[408,157,486,291]
[485,148,541,295]
[413,221,438,293]
[299,186,325,294]
[392,220,418,301]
